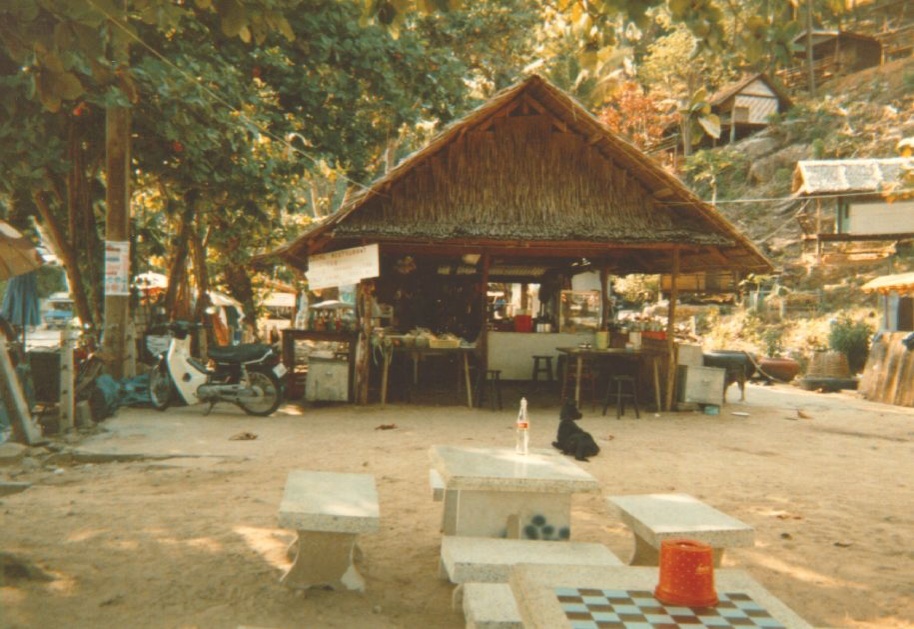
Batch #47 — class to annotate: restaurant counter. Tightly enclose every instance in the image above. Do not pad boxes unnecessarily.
[487,330,593,380]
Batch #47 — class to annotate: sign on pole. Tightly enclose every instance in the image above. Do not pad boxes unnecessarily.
[306,244,379,290]
[104,240,130,296]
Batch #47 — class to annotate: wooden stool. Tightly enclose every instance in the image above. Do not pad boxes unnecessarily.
[475,369,503,411]
[603,374,640,419]
[561,358,597,410]
[531,355,554,382]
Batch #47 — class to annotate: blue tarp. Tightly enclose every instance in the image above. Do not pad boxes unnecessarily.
[1,271,41,330]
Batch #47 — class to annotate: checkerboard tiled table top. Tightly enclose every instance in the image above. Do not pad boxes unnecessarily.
[509,565,812,629]
[557,587,786,628]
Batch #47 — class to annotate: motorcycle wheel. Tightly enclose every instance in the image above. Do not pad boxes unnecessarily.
[148,362,173,411]
[237,370,282,416]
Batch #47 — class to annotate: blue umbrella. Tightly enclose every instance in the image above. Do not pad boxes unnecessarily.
[1,271,41,344]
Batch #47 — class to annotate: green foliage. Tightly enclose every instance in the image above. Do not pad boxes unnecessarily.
[760,325,785,357]
[828,313,873,374]
[613,274,659,306]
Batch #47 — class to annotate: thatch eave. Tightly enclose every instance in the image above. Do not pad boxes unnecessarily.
[255,74,772,277]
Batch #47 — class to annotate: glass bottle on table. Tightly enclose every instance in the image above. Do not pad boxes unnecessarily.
[516,397,530,455]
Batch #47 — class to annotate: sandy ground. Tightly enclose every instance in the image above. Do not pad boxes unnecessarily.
[1,381,912,629]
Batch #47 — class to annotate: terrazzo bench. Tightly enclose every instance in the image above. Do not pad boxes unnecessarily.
[430,467,458,533]
[277,470,379,591]
[607,492,754,566]
[430,468,445,501]
[462,582,522,629]
[440,536,622,584]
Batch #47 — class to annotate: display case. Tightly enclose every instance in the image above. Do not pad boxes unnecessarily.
[559,290,601,333]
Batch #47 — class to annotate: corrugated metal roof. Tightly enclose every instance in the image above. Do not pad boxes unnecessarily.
[793,158,913,194]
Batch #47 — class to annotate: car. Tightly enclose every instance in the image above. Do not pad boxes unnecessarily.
[43,292,74,329]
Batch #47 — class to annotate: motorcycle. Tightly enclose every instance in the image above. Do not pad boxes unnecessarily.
[148,320,286,416]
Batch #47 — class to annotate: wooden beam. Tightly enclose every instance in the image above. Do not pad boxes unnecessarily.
[665,248,680,412]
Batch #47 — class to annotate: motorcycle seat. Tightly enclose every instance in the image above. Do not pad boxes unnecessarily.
[208,343,273,363]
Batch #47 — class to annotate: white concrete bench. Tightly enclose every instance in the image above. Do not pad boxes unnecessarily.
[440,536,622,584]
[277,470,379,591]
[429,468,445,501]
[607,492,754,566]
[462,582,522,629]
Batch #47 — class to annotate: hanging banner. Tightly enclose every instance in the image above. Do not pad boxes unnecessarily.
[306,244,379,290]
[104,240,130,296]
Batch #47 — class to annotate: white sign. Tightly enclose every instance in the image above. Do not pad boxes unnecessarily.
[104,240,130,296]
[306,244,379,290]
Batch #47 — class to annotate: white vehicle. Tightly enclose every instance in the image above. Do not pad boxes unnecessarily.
[148,320,286,416]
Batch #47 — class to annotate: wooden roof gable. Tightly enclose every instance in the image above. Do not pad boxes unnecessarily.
[266,75,771,275]
[709,73,793,111]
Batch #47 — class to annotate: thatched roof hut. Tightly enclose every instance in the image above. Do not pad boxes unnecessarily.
[264,75,771,279]
[263,75,773,408]
[793,158,912,195]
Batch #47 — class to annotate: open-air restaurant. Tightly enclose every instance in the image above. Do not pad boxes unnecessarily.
[256,76,818,627]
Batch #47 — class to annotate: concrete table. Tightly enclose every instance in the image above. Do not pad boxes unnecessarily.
[607,493,755,566]
[429,446,600,540]
[510,564,813,628]
[277,470,379,591]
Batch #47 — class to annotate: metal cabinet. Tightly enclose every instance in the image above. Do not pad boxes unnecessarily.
[678,365,725,406]
[305,356,350,402]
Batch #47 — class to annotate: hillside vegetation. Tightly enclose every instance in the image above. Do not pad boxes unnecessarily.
[678,56,914,365]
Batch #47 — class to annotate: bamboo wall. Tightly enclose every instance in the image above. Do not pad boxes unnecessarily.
[858,331,914,406]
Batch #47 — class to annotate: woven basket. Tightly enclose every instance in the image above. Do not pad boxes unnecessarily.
[806,350,851,378]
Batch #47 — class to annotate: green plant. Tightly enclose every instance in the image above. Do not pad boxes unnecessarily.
[828,313,873,374]
[760,326,784,357]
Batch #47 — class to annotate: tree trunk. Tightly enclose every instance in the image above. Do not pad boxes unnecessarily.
[32,191,95,332]
[164,202,194,320]
[189,220,210,355]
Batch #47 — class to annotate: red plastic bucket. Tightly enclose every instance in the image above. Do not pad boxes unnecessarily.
[654,539,718,607]
[514,315,533,333]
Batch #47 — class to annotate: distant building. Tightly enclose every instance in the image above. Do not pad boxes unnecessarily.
[657,73,792,154]
[708,73,793,144]
[780,30,883,90]
[792,157,914,263]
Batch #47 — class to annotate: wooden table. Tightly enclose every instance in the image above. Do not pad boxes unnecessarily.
[428,445,600,539]
[557,346,662,411]
[380,345,475,408]
[510,564,813,628]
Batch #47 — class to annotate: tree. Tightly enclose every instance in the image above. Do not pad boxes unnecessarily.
[598,81,673,150]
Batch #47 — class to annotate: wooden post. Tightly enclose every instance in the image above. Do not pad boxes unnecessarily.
[664,249,680,412]
[354,280,374,404]
[0,337,42,444]
[103,104,131,379]
[478,252,491,374]
[59,329,77,432]
[599,264,611,330]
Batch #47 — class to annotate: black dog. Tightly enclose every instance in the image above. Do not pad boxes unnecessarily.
[552,400,600,462]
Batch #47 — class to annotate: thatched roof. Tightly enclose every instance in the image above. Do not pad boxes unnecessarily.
[793,158,913,195]
[862,271,914,295]
[263,74,771,276]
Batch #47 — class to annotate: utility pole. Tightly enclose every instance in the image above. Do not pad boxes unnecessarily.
[102,5,132,379]
[103,104,131,379]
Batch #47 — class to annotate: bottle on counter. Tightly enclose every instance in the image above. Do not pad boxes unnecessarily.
[515,397,530,455]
